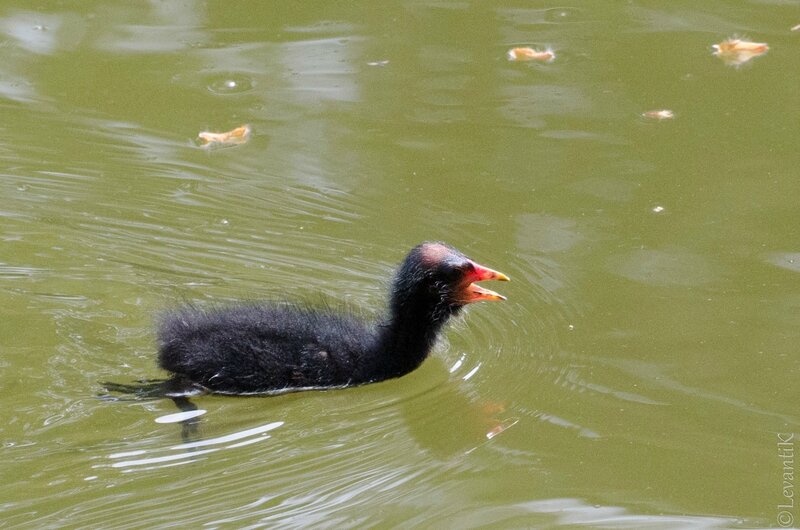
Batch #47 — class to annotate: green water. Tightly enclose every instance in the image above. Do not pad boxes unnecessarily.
[1,2,798,528]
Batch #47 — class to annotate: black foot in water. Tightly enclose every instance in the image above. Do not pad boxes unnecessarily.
[99,379,172,400]
[99,377,205,400]
[170,395,201,442]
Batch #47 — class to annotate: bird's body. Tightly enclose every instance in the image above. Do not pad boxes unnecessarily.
[159,305,372,393]
[157,242,508,395]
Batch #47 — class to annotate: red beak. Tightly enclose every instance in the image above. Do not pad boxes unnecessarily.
[461,260,510,303]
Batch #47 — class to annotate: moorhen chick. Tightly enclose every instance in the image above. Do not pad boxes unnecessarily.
[157,242,509,394]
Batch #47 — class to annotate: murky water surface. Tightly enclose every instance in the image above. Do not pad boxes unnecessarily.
[1,2,798,528]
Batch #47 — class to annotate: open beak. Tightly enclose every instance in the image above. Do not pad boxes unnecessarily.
[462,260,510,303]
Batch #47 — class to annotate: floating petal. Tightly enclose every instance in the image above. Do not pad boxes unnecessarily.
[507,47,555,63]
[198,124,251,148]
[712,38,768,66]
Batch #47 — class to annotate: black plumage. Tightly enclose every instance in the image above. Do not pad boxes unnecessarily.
[157,242,508,395]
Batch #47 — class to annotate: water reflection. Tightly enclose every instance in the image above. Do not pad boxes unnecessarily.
[607,247,722,287]
[94,3,206,53]
[105,421,283,470]
[505,497,735,529]
[765,252,800,274]
[0,12,74,55]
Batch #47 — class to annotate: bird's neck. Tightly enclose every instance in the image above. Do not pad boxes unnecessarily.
[363,301,453,383]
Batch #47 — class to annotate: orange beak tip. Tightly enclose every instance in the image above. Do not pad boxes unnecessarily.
[465,283,507,303]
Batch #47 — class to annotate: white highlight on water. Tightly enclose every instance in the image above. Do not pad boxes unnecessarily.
[154,409,208,424]
[107,421,285,469]
[462,363,482,381]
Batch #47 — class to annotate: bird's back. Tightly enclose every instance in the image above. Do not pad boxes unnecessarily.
[157,304,375,394]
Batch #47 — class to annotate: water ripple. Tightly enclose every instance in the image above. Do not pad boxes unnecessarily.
[105,421,283,470]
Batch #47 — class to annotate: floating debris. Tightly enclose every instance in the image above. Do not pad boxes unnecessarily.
[791,23,800,32]
[198,124,251,148]
[712,38,769,66]
[642,109,675,120]
[367,59,390,67]
[507,47,556,63]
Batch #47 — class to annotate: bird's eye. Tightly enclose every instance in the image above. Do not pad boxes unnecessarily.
[440,263,468,283]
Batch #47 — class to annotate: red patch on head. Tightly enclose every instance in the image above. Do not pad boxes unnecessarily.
[418,242,454,265]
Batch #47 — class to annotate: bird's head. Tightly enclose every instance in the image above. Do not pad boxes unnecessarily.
[391,242,509,322]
